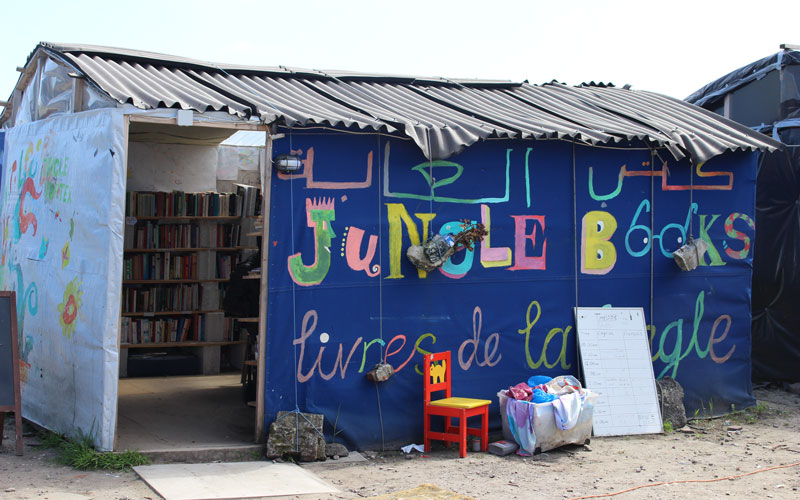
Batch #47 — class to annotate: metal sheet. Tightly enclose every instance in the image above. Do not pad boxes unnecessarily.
[1,42,783,164]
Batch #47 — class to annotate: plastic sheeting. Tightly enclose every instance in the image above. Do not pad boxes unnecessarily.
[686,49,800,126]
[686,50,800,109]
[14,58,39,127]
[687,49,800,382]
[752,127,800,382]
[37,57,73,121]
[264,129,757,450]
[0,109,126,450]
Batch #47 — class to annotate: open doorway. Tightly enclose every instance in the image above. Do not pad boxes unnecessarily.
[114,119,265,453]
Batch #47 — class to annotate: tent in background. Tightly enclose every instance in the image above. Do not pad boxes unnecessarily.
[686,44,800,383]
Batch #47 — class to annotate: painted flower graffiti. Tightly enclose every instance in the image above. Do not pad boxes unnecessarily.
[57,277,82,338]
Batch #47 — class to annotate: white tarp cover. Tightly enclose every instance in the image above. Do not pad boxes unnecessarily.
[0,108,125,450]
[217,145,260,181]
[127,142,217,192]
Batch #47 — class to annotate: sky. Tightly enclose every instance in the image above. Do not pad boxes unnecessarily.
[1,0,798,106]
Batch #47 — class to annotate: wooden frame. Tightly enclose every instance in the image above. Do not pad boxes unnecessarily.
[128,114,265,131]
[255,125,274,443]
[0,291,23,455]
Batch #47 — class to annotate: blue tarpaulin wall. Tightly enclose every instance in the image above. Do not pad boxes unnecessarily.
[264,129,756,449]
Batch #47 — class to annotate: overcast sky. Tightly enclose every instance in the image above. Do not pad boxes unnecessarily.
[1,0,798,107]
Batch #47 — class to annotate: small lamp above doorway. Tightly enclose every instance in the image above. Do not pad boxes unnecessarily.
[273,154,303,173]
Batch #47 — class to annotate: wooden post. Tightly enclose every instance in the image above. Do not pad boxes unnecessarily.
[0,291,23,455]
[255,125,274,443]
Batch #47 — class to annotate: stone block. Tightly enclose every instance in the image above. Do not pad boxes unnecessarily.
[325,442,349,458]
[657,376,687,429]
[266,411,325,462]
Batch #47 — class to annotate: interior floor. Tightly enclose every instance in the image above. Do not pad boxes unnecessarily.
[116,373,254,452]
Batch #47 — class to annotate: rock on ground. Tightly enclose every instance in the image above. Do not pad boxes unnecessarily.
[265,411,326,462]
[657,376,687,429]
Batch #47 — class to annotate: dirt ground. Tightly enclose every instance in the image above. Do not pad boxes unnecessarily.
[2,385,800,500]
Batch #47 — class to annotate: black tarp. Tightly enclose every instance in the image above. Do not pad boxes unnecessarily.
[688,49,800,382]
[686,50,800,382]
[752,128,800,381]
[686,50,800,112]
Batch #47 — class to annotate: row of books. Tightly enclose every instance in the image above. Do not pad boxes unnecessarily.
[125,190,235,218]
[216,254,239,280]
[122,284,201,313]
[121,315,240,344]
[216,224,242,248]
[125,222,242,250]
[125,185,260,218]
[123,253,198,281]
[128,222,200,249]
[121,316,196,344]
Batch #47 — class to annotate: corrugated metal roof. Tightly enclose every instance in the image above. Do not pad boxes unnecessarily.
[4,42,782,162]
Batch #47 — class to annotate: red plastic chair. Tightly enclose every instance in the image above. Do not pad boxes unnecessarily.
[423,351,491,458]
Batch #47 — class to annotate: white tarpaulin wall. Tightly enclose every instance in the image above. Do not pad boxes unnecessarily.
[0,108,125,450]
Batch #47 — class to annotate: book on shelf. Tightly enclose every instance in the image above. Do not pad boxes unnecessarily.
[233,184,260,218]
[123,253,199,280]
[215,224,241,248]
[124,222,242,251]
[122,284,200,313]
[125,190,243,218]
[216,254,238,280]
[122,316,198,345]
[126,222,200,249]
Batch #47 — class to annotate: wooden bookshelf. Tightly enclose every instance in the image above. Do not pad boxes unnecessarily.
[122,340,245,349]
[121,310,224,317]
[121,187,260,377]
[133,215,242,221]
[124,246,257,253]
[122,279,230,284]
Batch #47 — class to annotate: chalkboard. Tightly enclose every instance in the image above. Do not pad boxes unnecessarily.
[0,291,23,455]
[0,294,16,406]
[575,307,662,437]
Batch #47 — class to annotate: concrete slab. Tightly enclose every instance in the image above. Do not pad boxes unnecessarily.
[29,494,90,500]
[134,461,338,500]
[304,450,368,466]
[117,373,255,453]
[143,444,263,464]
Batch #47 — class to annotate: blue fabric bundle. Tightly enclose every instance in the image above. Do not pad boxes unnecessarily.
[531,388,556,403]
[527,375,553,387]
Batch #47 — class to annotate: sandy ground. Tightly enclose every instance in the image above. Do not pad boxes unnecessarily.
[2,386,800,500]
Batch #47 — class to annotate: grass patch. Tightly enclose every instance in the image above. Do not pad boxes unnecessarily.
[40,431,149,472]
[663,420,674,433]
[743,401,770,424]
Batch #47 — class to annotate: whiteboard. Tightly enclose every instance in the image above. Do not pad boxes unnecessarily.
[575,307,662,436]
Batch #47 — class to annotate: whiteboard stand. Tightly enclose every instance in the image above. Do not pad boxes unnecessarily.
[574,307,662,437]
[0,291,23,455]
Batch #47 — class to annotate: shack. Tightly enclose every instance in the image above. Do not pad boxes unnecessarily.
[0,42,779,451]
[686,44,800,383]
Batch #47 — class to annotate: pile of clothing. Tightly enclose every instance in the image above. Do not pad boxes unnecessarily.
[507,374,581,404]
[504,375,593,455]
